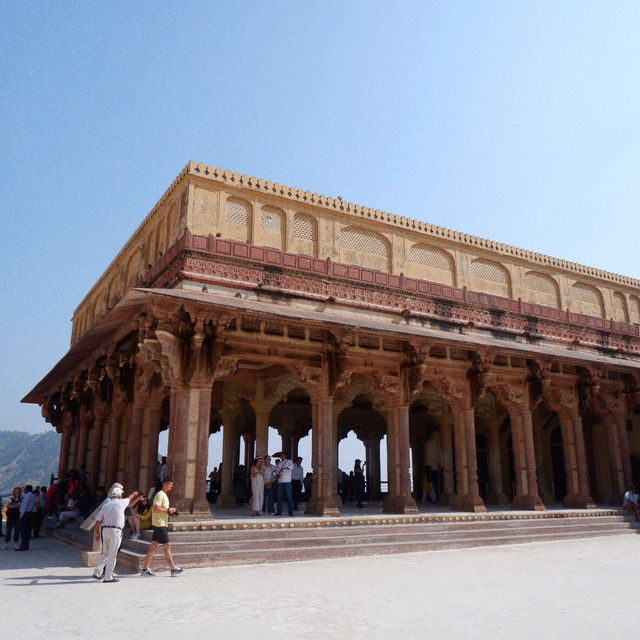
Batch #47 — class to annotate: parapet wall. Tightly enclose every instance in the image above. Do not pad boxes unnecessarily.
[70,161,640,345]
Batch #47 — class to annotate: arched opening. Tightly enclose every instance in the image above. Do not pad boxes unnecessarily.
[550,425,566,502]
[337,392,386,508]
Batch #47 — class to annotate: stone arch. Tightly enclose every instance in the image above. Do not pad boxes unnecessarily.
[125,248,144,287]
[469,258,511,298]
[522,271,560,308]
[612,292,629,323]
[107,273,122,308]
[166,203,181,247]
[570,282,604,318]
[407,243,455,286]
[293,213,318,257]
[338,226,391,273]
[225,197,252,243]
[92,294,105,323]
[260,205,284,250]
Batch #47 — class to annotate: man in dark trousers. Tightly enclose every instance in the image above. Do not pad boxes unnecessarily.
[16,485,38,551]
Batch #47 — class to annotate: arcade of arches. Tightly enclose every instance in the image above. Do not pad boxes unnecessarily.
[24,284,640,517]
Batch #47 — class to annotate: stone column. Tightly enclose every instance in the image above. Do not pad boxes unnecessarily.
[58,414,72,479]
[217,413,237,507]
[487,423,509,505]
[439,417,455,505]
[140,400,164,492]
[89,403,107,492]
[367,435,382,500]
[306,394,340,516]
[509,409,544,510]
[104,403,124,487]
[126,401,144,492]
[617,419,633,488]
[254,406,270,458]
[604,420,625,503]
[533,424,553,504]
[451,409,486,512]
[383,402,419,514]
[559,413,596,509]
[166,381,214,516]
[75,405,90,471]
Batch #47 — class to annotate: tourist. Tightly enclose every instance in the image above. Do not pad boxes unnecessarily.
[56,493,79,526]
[33,486,47,537]
[128,494,151,539]
[354,460,366,508]
[275,452,294,517]
[3,487,22,549]
[93,483,140,582]
[262,455,276,515]
[16,485,38,551]
[303,472,313,499]
[622,484,639,522]
[141,477,184,577]
[250,457,265,516]
[292,456,304,510]
[45,482,58,514]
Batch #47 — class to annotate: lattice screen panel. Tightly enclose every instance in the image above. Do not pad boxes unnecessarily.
[409,244,453,271]
[570,283,603,317]
[261,206,283,233]
[612,292,628,321]
[340,227,389,257]
[524,271,558,295]
[469,259,509,284]
[226,199,250,226]
[294,214,317,242]
[630,296,640,323]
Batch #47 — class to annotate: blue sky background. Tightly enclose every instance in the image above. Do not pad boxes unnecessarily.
[2,3,640,473]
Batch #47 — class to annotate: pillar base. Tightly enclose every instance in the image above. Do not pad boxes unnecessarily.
[215,493,238,508]
[382,494,420,514]
[451,494,487,513]
[511,494,546,511]
[173,497,213,519]
[305,496,341,517]
[562,494,597,509]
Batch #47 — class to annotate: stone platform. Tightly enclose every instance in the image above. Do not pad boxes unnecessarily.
[50,503,640,573]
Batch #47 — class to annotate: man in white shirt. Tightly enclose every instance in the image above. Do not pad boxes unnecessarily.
[16,485,38,551]
[291,457,304,511]
[275,452,294,517]
[93,483,140,582]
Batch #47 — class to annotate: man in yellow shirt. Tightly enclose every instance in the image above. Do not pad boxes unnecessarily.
[140,477,184,577]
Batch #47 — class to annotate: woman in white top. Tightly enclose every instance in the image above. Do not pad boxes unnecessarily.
[262,455,276,515]
[250,457,265,516]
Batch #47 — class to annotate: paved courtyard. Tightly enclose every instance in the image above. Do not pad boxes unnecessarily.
[2,532,637,639]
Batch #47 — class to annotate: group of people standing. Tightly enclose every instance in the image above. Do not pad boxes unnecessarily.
[2,485,41,551]
[249,453,305,516]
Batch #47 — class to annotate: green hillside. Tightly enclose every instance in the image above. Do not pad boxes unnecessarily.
[0,430,60,493]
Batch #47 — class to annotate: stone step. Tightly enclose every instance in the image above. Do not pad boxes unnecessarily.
[50,511,640,573]
[121,520,636,555]
[134,527,636,570]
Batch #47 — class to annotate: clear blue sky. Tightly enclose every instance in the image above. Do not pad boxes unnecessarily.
[2,1,640,441]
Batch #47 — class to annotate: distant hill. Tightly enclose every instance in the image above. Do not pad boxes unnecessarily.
[0,430,60,493]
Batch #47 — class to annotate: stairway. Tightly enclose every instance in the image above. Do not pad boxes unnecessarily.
[53,509,639,572]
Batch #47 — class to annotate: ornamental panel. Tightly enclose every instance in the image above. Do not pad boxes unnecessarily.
[407,243,455,286]
[570,283,604,318]
[522,271,560,308]
[469,259,511,298]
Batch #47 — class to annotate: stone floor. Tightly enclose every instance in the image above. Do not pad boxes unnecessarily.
[3,528,637,639]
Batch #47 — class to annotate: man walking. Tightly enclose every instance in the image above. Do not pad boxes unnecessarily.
[16,485,38,551]
[93,483,139,582]
[275,452,294,517]
[141,477,184,577]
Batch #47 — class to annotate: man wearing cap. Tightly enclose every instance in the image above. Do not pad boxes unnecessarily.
[93,483,140,583]
[275,452,294,517]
